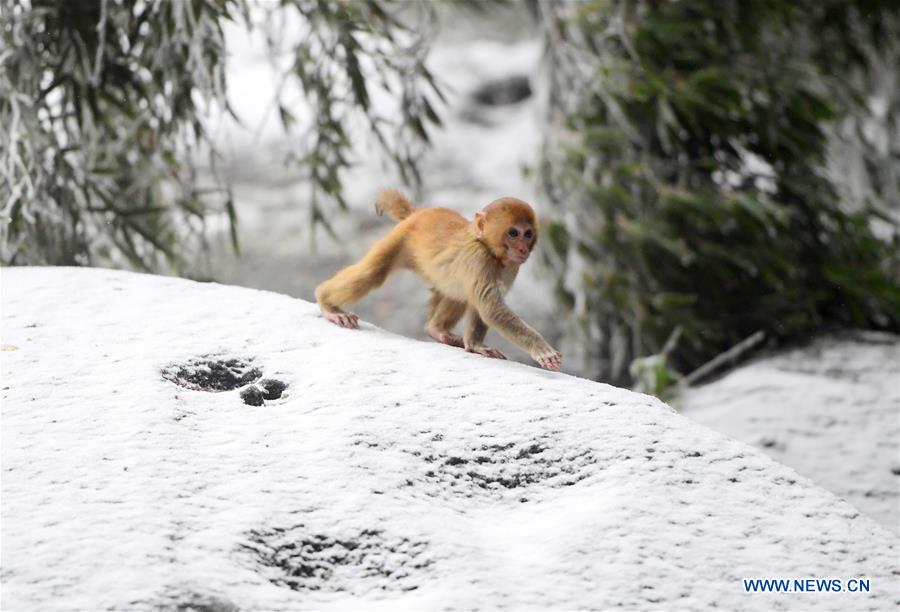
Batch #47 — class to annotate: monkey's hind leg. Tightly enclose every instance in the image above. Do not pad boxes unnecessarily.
[425,292,466,348]
[315,233,405,330]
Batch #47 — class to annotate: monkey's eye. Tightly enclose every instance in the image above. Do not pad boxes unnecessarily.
[524,229,534,240]
[507,228,519,238]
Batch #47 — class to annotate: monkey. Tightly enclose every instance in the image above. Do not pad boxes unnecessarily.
[314,189,563,371]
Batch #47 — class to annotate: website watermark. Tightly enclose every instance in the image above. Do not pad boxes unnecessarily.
[743,578,871,593]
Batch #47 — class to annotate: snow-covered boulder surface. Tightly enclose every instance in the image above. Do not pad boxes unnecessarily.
[2,267,897,611]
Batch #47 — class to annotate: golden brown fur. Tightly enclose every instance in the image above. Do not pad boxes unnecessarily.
[315,190,562,370]
[375,188,415,221]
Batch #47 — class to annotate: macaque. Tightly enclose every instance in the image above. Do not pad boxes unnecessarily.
[315,189,562,371]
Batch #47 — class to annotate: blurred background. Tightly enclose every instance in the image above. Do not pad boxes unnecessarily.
[1,1,898,528]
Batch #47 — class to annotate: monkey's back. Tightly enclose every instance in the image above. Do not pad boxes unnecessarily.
[399,207,497,302]
[404,207,468,235]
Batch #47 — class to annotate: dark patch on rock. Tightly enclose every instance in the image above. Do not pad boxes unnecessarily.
[241,524,430,593]
[481,441,516,453]
[406,436,594,496]
[259,378,287,400]
[516,443,545,459]
[471,75,532,106]
[150,590,238,612]
[174,594,238,612]
[240,386,265,406]
[162,356,261,392]
[759,437,781,449]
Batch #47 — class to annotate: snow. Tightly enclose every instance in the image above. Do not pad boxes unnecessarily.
[677,333,900,534]
[2,267,897,610]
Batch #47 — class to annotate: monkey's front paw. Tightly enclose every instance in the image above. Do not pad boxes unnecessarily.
[533,348,562,371]
[324,311,360,329]
[467,345,507,360]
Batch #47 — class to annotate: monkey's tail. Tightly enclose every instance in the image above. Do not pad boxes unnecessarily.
[375,188,415,222]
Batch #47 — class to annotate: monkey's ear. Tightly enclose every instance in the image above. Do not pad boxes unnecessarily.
[474,211,486,238]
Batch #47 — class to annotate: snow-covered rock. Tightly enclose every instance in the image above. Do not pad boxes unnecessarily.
[677,333,900,534]
[1,268,897,610]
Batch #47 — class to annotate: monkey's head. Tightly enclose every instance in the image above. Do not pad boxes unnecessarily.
[474,197,539,266]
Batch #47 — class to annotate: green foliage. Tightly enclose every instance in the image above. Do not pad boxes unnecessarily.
[630,326,682,399]
[268,0,444,236]
[1,0,236,268]
[0,0,441,269]
[630,353,681,399]
[541,0,900,385]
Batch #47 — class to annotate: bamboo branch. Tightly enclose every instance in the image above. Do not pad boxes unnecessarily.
[681,330,766,387]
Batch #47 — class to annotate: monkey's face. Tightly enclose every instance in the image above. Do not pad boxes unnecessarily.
[476,198,540,266]
[502,221,537,265]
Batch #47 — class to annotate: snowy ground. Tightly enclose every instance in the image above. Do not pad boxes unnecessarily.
[677,333,900,534]
[2,267,898,611]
